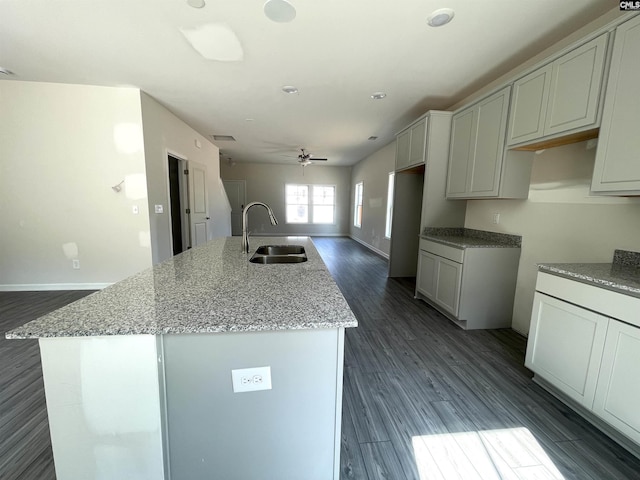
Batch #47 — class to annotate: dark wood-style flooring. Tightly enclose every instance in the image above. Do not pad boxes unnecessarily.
[0,290,93,480]
[312,236,640,480]
[1,237,639,479]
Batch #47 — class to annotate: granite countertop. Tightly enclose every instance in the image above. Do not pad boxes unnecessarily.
[421,227,522,249]
[538,249,640,299]
[6,237,358,339]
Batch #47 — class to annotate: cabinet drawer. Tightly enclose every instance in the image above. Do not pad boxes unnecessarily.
[419,239,464,263]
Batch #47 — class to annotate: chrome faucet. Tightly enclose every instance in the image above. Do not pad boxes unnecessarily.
[242,202,278,253]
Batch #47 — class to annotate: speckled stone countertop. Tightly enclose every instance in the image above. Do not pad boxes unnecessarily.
[421,227,522,249]
[6,237,358,339]
[538,249,640,299]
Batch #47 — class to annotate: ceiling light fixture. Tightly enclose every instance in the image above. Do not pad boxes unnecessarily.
[368,136,378,141]
[427,8,455,27]
[0,67,14,76]
[187,0,206,8]
[282,85,299,94]
[370,92,387,100]
[264,0,297,23]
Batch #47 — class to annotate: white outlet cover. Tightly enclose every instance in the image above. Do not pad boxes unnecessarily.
[154,204,164,214]
[231,366,272,393]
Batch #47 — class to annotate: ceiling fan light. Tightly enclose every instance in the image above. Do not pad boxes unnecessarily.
[282,85,299,94]
[264,0,297,23]
[371,92,386,100]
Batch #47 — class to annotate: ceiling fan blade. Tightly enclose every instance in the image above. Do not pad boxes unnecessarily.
[310,158,328,161]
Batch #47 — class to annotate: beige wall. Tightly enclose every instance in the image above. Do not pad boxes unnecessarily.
[349,141,396,257]
[220,161,350,236]
[0,81,153,289]
[140,93,231,264]
[465,141,640,335]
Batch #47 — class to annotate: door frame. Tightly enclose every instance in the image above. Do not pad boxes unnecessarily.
[165,149,191,253]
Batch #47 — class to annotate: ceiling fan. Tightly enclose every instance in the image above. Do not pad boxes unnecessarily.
[297,148,327,166]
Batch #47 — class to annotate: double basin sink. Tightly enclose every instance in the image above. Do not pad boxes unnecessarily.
[249,245,308,264]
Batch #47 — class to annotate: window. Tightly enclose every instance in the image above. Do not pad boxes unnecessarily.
[354,182,363,228]
[285,184,335,224]
[385,173,394,238]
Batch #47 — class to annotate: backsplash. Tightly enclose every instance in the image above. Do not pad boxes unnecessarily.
[613,249,640,268]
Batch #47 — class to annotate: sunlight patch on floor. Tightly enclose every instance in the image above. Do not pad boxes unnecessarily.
[412,427,565,480]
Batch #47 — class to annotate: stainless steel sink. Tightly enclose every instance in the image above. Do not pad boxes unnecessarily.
[249,245,307,264]
[254,245,306,256]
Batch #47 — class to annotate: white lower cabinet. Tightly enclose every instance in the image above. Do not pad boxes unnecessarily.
[416,239,520,329]
[417,250,461,317]
[525,292,608,408]
[528,272,640,452]
[594,320,640,444]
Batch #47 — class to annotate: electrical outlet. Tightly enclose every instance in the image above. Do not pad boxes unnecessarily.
[72,259,80,269]
[155,204,164,214]
[132,205,139,214]
[231,366,272,393]
[492,213,500,225]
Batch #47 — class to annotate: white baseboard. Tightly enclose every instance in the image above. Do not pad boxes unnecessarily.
[349,236,389,259]
[0,283,112,292]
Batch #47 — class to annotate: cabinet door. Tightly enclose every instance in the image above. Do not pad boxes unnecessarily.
[545,34,608,135]
[434,257,462,317]
[408,118,427,167]
[469,86,510,196]
[395,129,411,171]
[507,65,552,145]
[592,16,640,193]
[416,250,437,299]
[446,107,475,198]
[525,293,608,408]
[593,320,640,444]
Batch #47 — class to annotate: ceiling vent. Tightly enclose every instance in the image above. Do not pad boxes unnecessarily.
[211,135,236,142]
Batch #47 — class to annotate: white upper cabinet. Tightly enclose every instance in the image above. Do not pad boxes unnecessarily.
[447,86,532,199]
[395,116,428,171]
[507,33,608,146]
[591,15,640,194]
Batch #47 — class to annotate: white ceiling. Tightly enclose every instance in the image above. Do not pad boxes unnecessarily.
[0,0,614,166]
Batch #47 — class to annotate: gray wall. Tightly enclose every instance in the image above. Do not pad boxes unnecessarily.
[349,141,396,257]
[0,81,153,289]
[465,142,640,335]
[141,93,231,265]
[220,161,351,236]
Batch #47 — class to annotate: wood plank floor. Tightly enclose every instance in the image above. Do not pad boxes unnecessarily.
[311,236,640,480]
[0,290,93,480]
[2,238,640,479]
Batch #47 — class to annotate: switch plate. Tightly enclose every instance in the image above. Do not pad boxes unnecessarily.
[72,259,80,269]
[155,204,164,214]
[231,366,272,393]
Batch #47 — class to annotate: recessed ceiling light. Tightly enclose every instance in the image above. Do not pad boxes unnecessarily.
[0,67,15,76]
[282,85,299,94]
[427,8,455,27]
[187,0,205,8]
[368,136,378,141]
[264,0,296,23]
[370,92,387,100]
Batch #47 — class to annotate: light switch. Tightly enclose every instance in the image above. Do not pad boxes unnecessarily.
[132,205,139,215]
[155,204,164,214]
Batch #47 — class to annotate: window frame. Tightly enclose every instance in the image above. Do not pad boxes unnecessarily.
[285,183,336,225]
[385,172,394,239]
[354,181,363,228]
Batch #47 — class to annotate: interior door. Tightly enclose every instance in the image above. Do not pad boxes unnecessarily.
[222,180,246,236]
[187,161,209,247]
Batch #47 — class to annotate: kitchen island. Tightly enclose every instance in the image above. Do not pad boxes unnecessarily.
[7,236,357,480]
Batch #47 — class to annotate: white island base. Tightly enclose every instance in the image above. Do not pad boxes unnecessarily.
[40,328,345,480]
